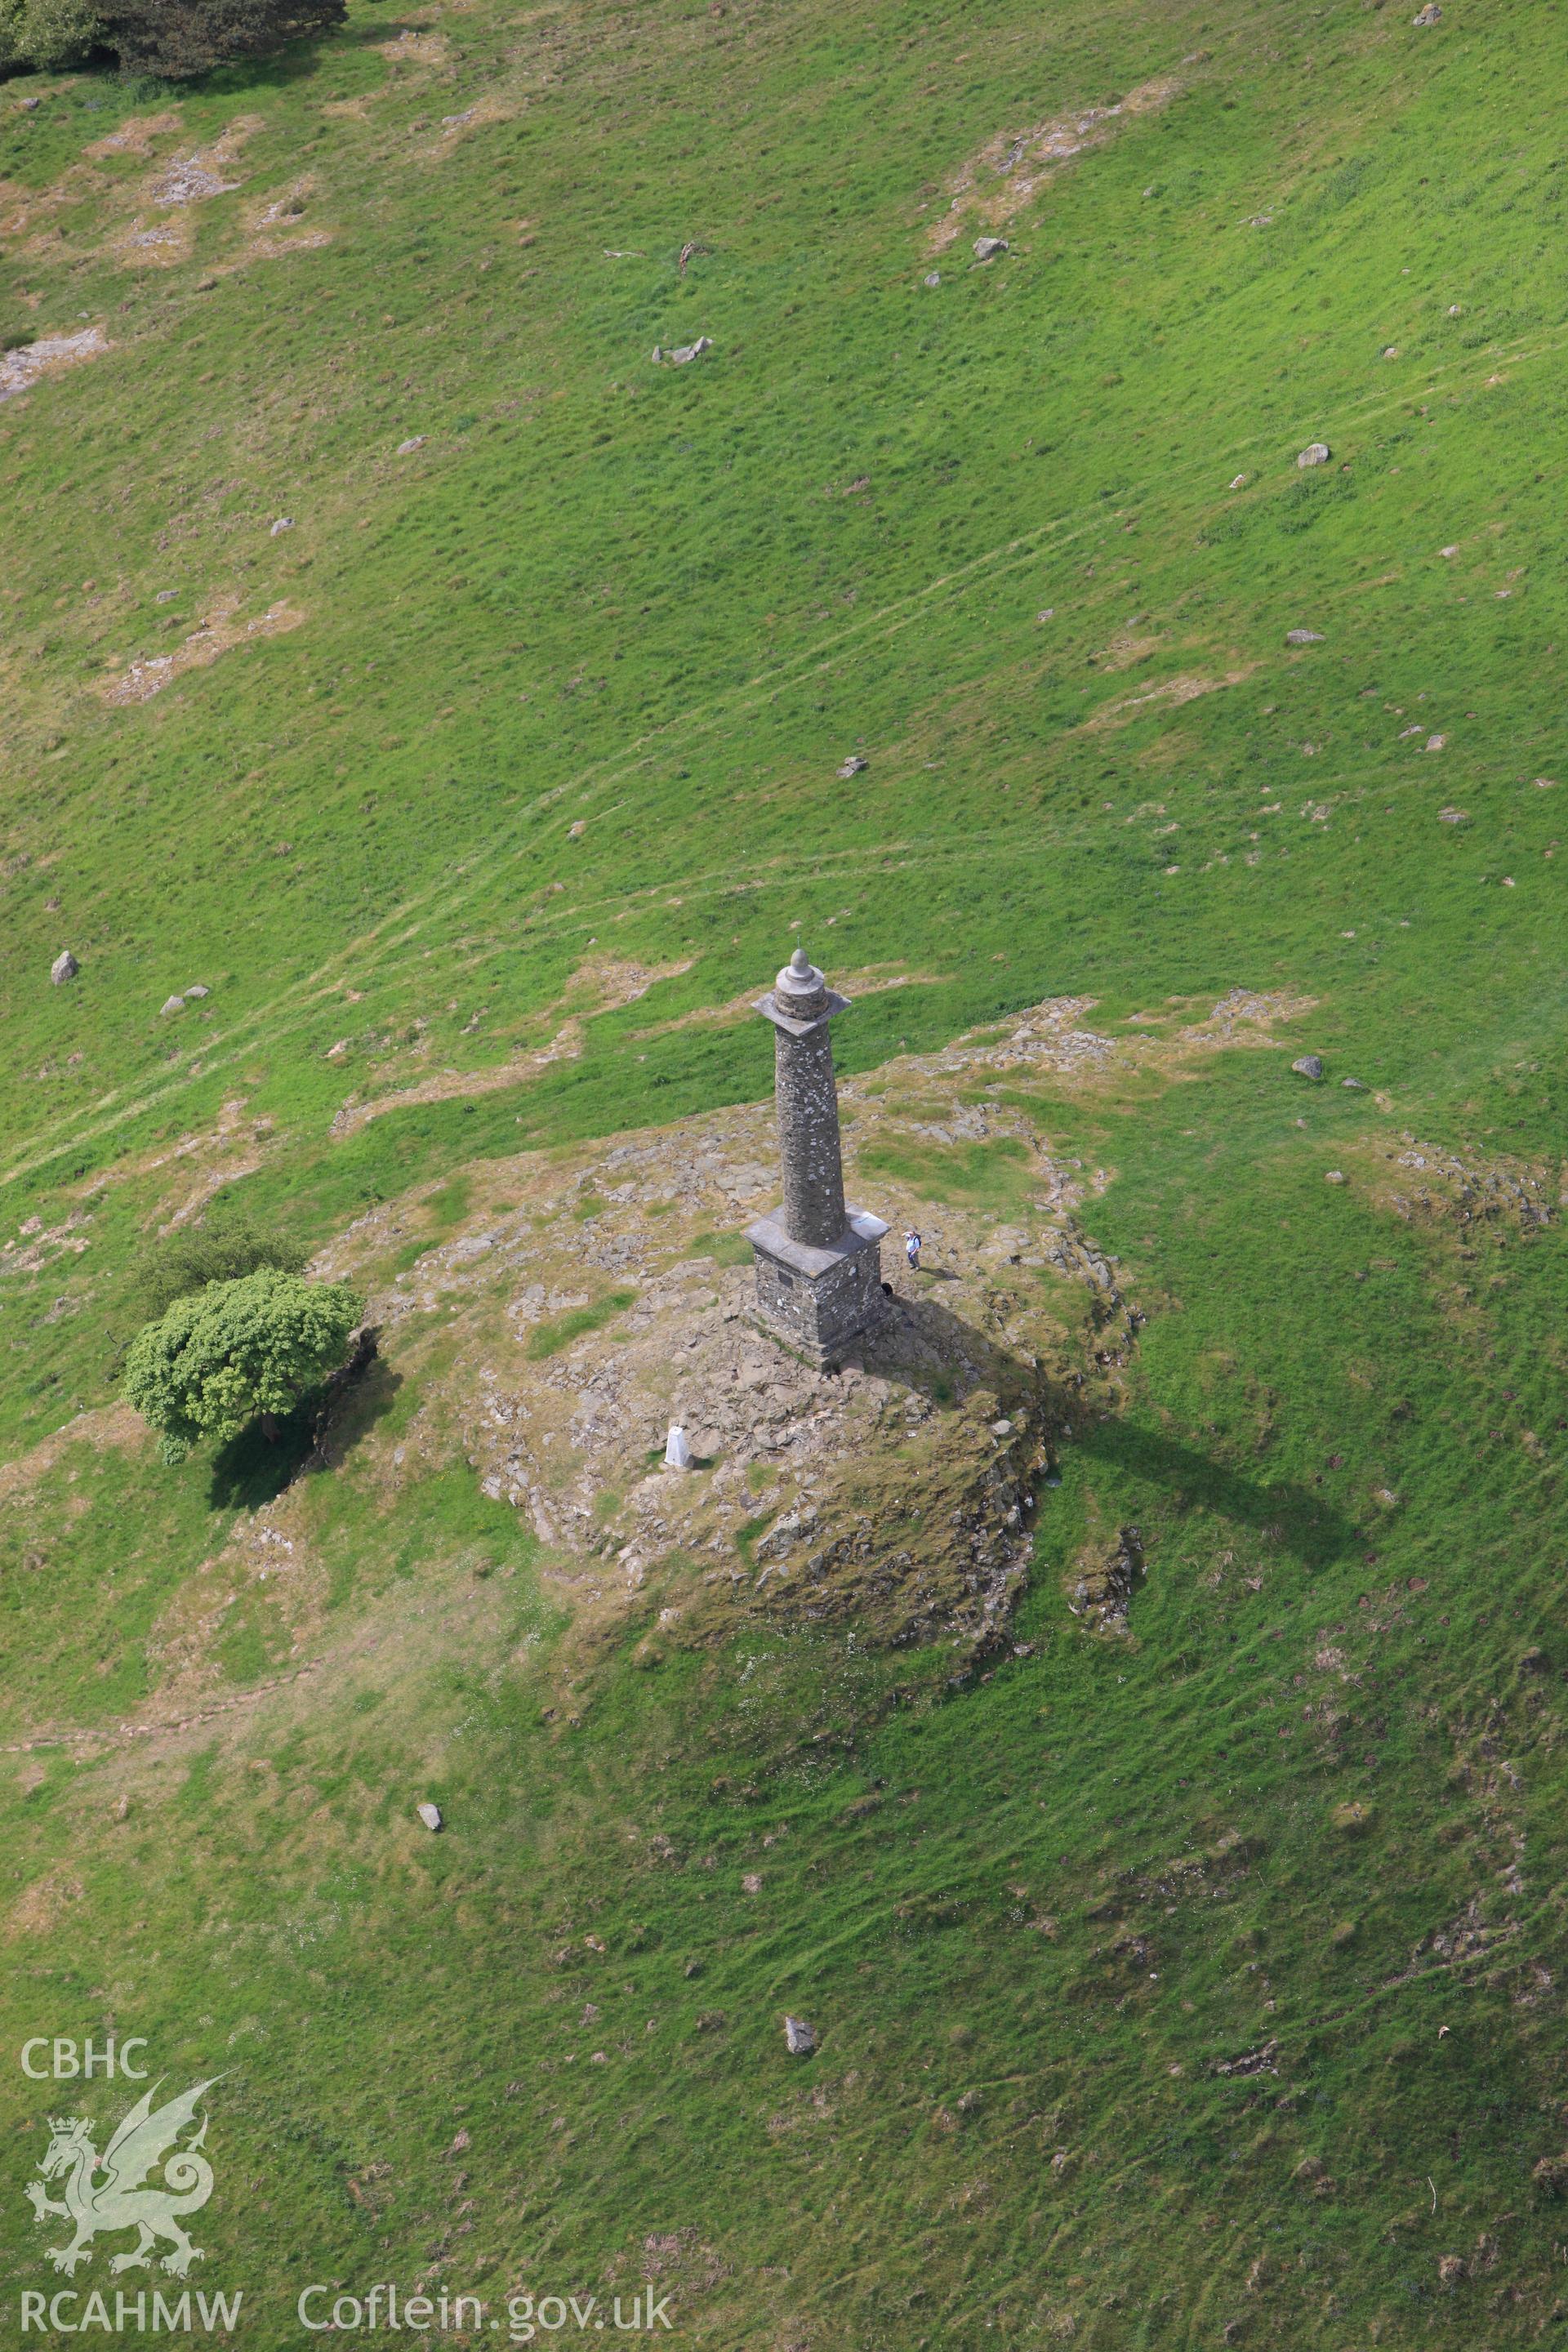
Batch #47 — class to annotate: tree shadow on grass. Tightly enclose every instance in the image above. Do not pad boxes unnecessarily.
[861,1290,1358,1570]
[205,1333,402,1510]
[207,1408,316,1512]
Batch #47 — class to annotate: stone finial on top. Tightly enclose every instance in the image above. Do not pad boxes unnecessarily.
[757,947,848,1038]
[774,945,827,1016]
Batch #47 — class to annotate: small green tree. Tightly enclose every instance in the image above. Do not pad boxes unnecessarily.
[0,0,103,70]
[110,1215,307,1381]
[123,1215,307,1328]
[124,1267,364,1465]
[96,0,346,76]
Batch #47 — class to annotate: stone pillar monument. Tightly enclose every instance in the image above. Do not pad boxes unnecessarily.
[745,948,889,1366]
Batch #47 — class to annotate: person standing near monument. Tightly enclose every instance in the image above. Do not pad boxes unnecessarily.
[905,1229,922,1273]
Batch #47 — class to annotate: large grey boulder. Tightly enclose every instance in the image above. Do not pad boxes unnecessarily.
[160,995,186,1016]
[783,2015,817,2056]
[1292,1054,1325,1080]
[51,950,78,986]
[973,236,1009,261]
[1286,629,1325,645]
[1296,443,1331,468]
[416,1801,443,1833]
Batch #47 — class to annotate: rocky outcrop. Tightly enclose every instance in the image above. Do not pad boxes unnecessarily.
[1068,1526,1144,1636]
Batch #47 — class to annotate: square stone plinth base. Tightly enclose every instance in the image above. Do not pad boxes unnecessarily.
[744,1207,889,1368]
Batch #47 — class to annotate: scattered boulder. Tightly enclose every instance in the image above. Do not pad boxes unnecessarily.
[416,1801,443,1833]
[923,271,941,287]
[1325,1169,1347,1186]
[396,435,426,455]
[1437,805,1468,824]
[1229,473,1248,488]
[1439,542,1459,556]
[837,753,869,779]
[270,517,293,536]
[1426,733,1446,751]
[1413,2,1441,21]
[185,983,211,1000]
[1296,442,1331,468]
[1341,1076,1368,1090]
[653,336,713,367]
[973,236,1009,261]
[50,950,78,986]
[783,2015,817,2056]
[1291,1054,1325,1080]
[1286,629,1325,645]
[159,994,186,1017]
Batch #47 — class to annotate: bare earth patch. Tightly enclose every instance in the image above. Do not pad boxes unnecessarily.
[0,323,108,406]
[376,26,452,65]
[930,76,1181,254]
[149,116,265,207]
[420,93,514,158]
[1089,631,1166,675]
[82,109,183,160]
[328,959,693,1136]
[110,212,194,269]
[208,179,336,270]
[1083,666,1254,731]
[1178,988,1316,1049]
[1362,1138,1556,1235]
[101,598,303,706]
[7,1868,85,1940]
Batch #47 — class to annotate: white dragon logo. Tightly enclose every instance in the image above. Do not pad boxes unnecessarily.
[26,2077,221,2278]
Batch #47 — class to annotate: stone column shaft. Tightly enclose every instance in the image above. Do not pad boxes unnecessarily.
[775,1021,847,1247]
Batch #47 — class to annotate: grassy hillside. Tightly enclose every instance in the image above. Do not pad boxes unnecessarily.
[2,0,1567,2341]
